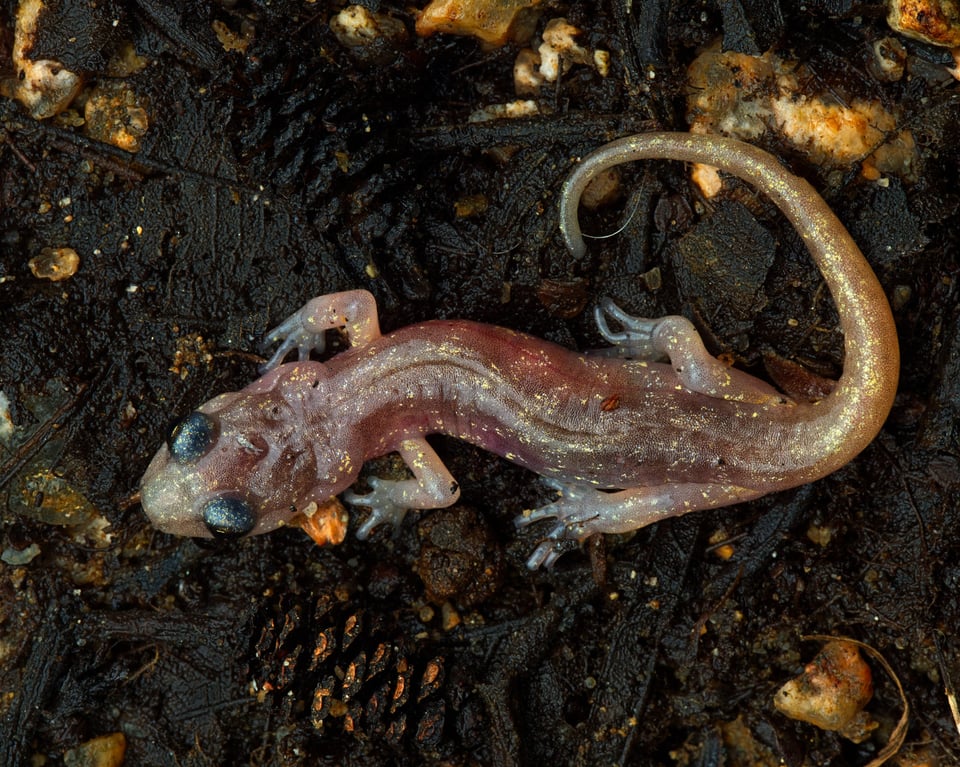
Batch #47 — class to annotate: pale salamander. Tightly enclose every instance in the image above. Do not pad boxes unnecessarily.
[140,132,900,569]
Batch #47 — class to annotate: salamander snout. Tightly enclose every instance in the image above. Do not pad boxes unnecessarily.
[141,389,332,540]
[140,401,269,539]
[164,413,256,536]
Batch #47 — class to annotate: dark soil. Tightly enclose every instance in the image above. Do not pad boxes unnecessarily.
[1,1,958,765]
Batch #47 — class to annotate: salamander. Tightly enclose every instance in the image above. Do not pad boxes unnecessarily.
[140,132,899,569]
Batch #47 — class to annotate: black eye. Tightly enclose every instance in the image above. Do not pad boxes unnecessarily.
[167,412,216,464]
[202,497,255,538]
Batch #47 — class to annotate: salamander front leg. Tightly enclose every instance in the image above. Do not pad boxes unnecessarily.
[344,438,461,539]
[261,289,382,371]
[595,297,792,406]
[516,479,765,569]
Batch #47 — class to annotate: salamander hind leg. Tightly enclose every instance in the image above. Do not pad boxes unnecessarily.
[596,297,791,407]
[261,289,382,371]
[516,479,765,569]
[344,438,461,539]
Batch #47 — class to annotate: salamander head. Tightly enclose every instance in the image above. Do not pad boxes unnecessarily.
[140,365,358,540]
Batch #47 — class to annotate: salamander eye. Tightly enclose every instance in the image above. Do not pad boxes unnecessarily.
[167,412,217,463]
[202,497,255,538]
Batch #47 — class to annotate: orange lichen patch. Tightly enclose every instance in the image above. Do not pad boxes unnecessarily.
[887,0,960,47]
[686,42,916,195]
[514,18,610,94]
[294,498,349,546]
[84,81,150,153]
[0,0,82,119]
[330,5,408,48]
[774,640,877,743]
[29,247,79,281]
[770,97,896,166]
[415,0,541,47]
[537,18,607,80]
[687,45,776,141]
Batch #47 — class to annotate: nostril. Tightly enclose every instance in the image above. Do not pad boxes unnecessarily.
[202,497,255,537]
[167,412,217,463]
